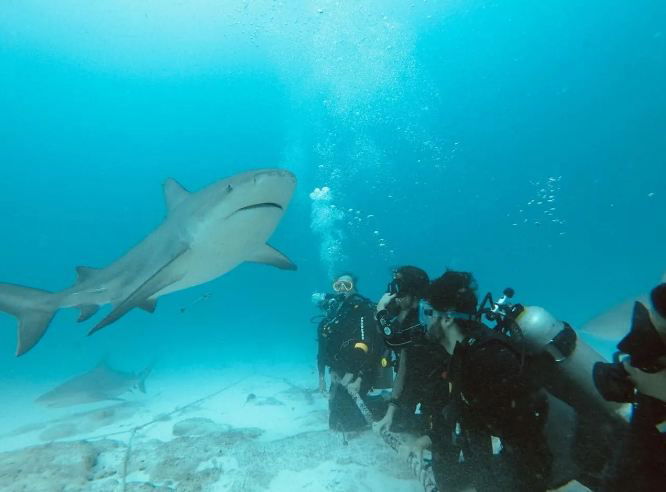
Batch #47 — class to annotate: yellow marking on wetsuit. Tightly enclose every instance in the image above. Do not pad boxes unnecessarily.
[354,342,369,353]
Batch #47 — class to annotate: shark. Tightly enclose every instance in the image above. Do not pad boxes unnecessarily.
[35,361,153,407]
[581,272,666,341]
[0,169,297,356]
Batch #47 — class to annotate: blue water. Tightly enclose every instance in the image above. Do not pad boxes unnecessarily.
[1,0,664,381]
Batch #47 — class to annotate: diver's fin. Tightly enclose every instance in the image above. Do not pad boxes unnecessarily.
[77,304,100,322]
[246,244,297,271]
[0,283,60,356]
[75,266,101,284]
[88,247,188,335]
[138,298,158,313]
[163,178,190,213]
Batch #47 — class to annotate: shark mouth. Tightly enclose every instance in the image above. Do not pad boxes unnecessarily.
[236,202,283,213]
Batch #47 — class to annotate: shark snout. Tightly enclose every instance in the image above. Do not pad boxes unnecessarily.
[251,169,296,185]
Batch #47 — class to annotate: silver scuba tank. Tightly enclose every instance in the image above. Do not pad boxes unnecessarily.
[515,306,625,420]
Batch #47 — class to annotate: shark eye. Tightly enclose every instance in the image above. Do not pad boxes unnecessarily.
[227,185,233,193]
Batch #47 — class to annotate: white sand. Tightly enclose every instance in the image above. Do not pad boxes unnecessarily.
[0,362,591,491]
[0,363,423,491]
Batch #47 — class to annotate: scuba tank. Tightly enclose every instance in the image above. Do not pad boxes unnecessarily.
[514,305,624,419]
[479,290,624,420]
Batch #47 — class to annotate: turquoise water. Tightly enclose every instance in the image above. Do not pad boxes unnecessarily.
[1,1,664,380]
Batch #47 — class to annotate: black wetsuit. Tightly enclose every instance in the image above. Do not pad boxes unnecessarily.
[317,293,381,431]
[601,393,666,491]
[390,331,451,434]
[434,325,552,492]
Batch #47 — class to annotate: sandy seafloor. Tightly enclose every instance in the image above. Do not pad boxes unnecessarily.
[0,363,589,492]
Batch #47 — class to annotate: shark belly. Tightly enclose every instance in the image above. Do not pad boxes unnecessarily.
[156,208,283,296]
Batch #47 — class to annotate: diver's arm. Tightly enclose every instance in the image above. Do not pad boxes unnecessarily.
[374,349,407,431]
[624,362,666,402]
[340,311,374,379]
[392,348,408,402]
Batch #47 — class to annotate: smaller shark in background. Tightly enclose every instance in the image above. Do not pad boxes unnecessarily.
[35,361,153,408]
[0,169,297,356]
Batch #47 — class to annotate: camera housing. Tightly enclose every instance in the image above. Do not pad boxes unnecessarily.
[593,294,666,403]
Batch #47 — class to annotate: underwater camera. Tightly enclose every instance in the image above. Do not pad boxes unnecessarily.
[376,297,423,347]
[311,292,344,316]
[593,284,666,403]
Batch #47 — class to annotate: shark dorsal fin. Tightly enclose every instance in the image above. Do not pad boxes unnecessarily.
[76,266,100,283]
[164,178,190,212]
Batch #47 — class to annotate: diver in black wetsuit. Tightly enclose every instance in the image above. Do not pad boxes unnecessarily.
[594,282,666,491]
[373,266,451,447]
[424,270,552,492]
[316,273,382,432]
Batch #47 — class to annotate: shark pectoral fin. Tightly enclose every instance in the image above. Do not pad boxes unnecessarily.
[247,244,297,271]
[88,247,188,335]
[77,304,100,322]
[163,178,190,212]
[138,297,158,313]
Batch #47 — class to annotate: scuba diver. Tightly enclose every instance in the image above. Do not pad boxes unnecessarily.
[313,273,383,432]
[421,270,631,491]
[422,270,552,492]
[593,282,666,491]
[373,266,451,441]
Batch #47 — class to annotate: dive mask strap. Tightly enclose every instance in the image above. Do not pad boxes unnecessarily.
[418,300,474,326]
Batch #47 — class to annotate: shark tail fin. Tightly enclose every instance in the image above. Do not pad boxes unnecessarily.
[0,283,61,356]
[137,359,157,393]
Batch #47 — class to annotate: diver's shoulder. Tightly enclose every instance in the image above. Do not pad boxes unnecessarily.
[347,293,376,308]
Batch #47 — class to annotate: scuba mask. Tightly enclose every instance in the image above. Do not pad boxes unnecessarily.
[418,300,474,331]
[333,279,353,293]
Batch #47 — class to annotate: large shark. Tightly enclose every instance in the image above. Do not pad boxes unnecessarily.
[0,169,297,356]
[581,272,666,341]
[35,361,153,408]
